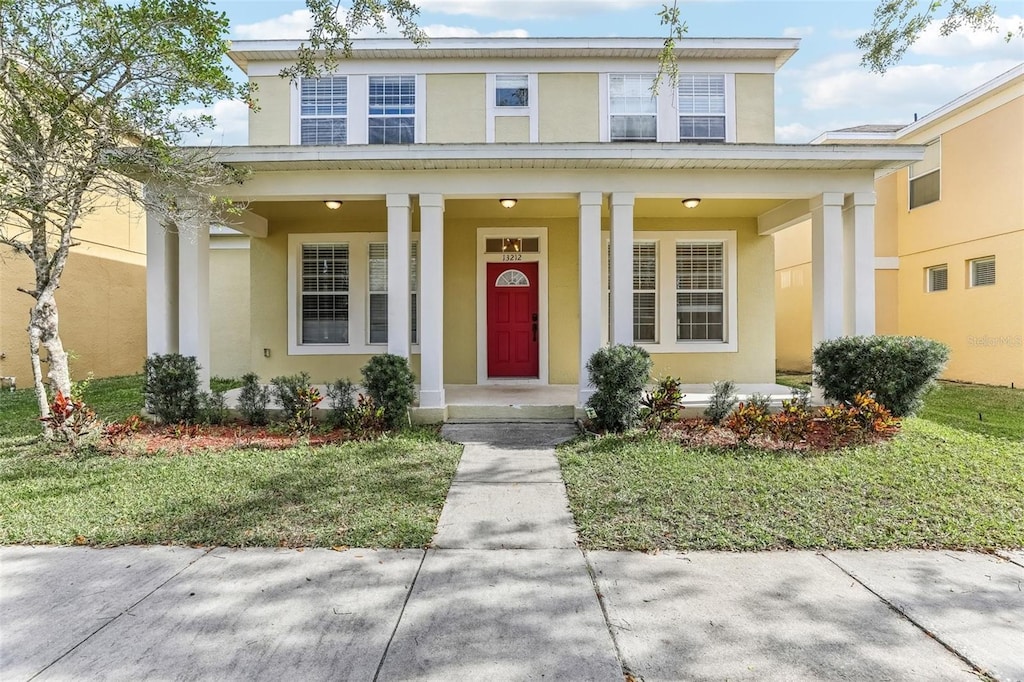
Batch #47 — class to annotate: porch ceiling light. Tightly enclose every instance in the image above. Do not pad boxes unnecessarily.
[682,198,701,209]
[499,198,518,209]
[324,200,343,210]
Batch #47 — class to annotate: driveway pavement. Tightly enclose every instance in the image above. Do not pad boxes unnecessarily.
[2,423,1021,681]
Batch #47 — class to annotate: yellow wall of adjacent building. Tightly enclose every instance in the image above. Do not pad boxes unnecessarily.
[1,196,146,385]
[538,73,600,142]
[734,74,775,143]
[209,239,252,378]
[494,116,530,143]
[426,74,486,143]
[249,75,292,146]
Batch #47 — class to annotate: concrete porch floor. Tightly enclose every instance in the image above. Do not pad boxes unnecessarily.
[224,382,799,423]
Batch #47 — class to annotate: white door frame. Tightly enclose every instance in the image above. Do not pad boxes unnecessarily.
[476,226,549,385]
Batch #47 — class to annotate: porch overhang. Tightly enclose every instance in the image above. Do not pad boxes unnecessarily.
[206,142,923,175]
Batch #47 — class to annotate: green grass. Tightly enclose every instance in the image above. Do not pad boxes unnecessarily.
[918,382,1024,440]
[0,431,461,548]
[558,419,1024,552]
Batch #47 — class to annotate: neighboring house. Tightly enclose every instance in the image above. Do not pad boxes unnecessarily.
[776,65,1023,387]
[146,37,921,421]
[0,197,147,387]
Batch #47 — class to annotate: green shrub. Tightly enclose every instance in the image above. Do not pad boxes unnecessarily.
[813,335,949,417]
[143,353,200,424]
[585,344,653,432]
[640,375,684,429]
[704,380,738,425]
[237,373,270,426]
[746,392,772,413]
[361,354,416,430]
[326,378,356,429]
[289,385,323,435]
[270,372,312,423]
[198,390,230,425]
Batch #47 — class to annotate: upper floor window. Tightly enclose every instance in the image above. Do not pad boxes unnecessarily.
[678,74,726,142]
[926,264,948,292]
[969,256,995,288]
[369,75,415,144]
[300,76,348,145]
[910,138,941,209]
[495,74,529,107]
[609,73,657,141]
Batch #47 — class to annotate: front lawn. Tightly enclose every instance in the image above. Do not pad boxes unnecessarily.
[558,418,1024,551]
[0,431,461,548]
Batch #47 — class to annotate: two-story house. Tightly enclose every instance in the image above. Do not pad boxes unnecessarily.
[776,65,1023,387]
[145,37,921,421]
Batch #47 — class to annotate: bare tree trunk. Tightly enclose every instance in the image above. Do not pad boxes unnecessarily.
[27,293,71,424]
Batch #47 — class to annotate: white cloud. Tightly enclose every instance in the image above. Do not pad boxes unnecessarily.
[234,10,313,40]
[783,26,814,38]
[910,13,1024,59]
[416,0,665,20]
[774,122,819,143]
[177,99,249,146]
[234,9,528,40]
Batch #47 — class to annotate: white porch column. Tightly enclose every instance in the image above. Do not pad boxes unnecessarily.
[177,213,210,389]
[609,192,635,346]
[418,194,445,408]
[387,193,411,358]
[811,192,845,347]
[578,192,604,404]
[844,192,877,336]
[145,206,178,357]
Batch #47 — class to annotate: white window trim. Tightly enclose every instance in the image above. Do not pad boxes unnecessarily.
[600,73,735,143]
[925,264,948,293]
[287,232,420,355]
[291,74,423,145]
[485,73,539,143]
[909,137,941,210]
[475,226,549,385]
[675,73,733,143]
[601,230,738,353]
[968,256,996,288]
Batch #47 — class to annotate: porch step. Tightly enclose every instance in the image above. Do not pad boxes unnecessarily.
[445,403,578,423]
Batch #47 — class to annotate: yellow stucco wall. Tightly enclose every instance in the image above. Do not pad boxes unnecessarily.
[538,73,600,142]
[734,74,775,143]
[494,116,530,143]
[426,74,486,143]
[1,197,145,384]
[249,75,293,146]
[210,240,252,378]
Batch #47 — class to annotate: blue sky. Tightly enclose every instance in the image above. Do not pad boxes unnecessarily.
[199,0,1024,144]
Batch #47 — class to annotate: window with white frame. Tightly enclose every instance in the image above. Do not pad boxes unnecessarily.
[367,241,420,345]
[495,74,529,107]
[910,138,941,209]
[678,74,726,142]
[368,75,416,144]
[633,242,657,342]
[609,73,657,141]
[969,256,995,287]
[300,76,348,145]
[301,243,349,343]
[676,242,725,341]
[926,264,948,292]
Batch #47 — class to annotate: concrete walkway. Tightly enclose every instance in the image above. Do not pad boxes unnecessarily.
[2,423,1023,681]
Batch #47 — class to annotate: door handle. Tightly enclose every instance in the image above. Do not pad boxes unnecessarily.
[532,322,538,342]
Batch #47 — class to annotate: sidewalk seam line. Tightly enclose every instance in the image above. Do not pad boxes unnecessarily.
[820,552,990,679]
[372,549,427,682]
[27,547,215,681]
[581,549,632,680]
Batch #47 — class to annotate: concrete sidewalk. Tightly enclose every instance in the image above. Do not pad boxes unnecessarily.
[2,423,1022,681]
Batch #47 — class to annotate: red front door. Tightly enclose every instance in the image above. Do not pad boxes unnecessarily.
[487,261,539,378]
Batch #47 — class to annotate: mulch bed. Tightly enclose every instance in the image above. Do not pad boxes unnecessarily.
[104,424,355,454]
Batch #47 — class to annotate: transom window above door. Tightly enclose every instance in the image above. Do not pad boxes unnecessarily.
[485,237,540,253]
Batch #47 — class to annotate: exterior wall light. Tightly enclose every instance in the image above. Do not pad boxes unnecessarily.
[682,198,701,209]
[499,198,518,209]
[324,200,343,210]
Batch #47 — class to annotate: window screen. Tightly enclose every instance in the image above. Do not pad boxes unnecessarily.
[678,75,726,142]
[910,138,941,209]
[369,75,415,144]
[610,74,657,141]
[970,257,995,287]
[927,265,948,292]
[676,242,725,341]
[633,242,657,342]
[496,74,529,107]
[300,76,348,145]
[301,244,349,343]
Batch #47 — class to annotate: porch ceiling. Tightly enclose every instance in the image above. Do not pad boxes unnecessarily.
[208,143,924,174]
